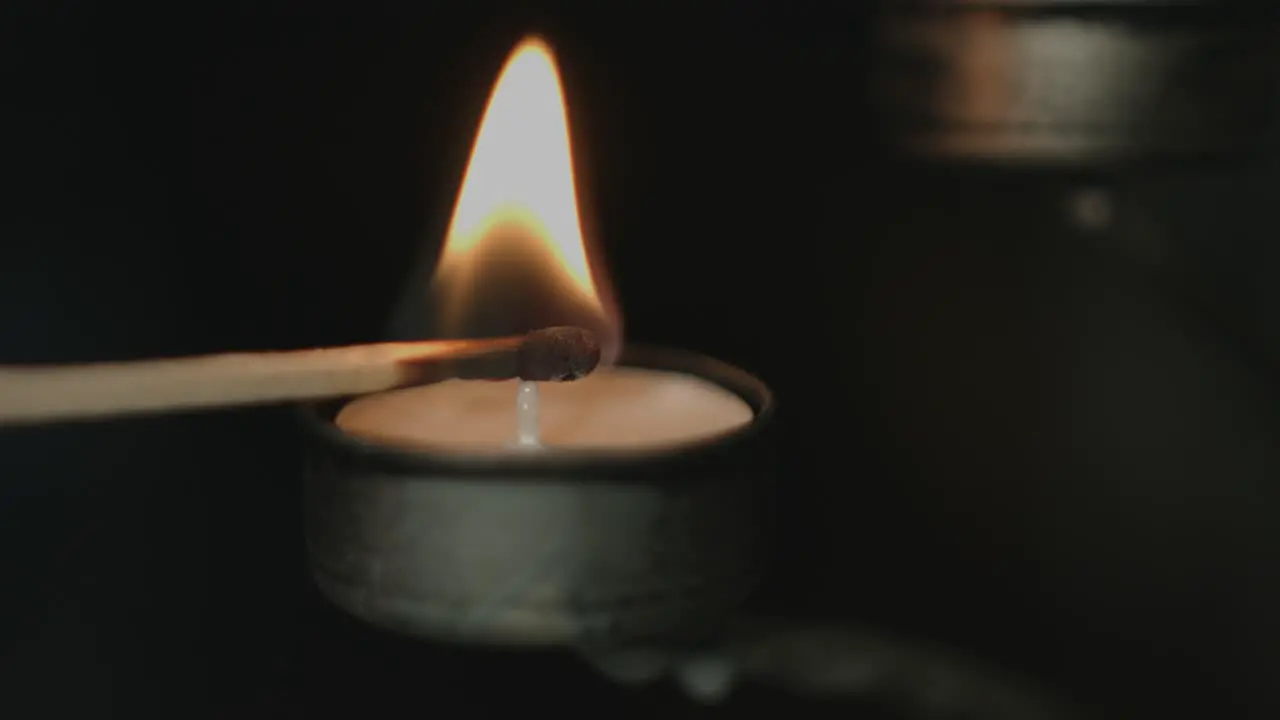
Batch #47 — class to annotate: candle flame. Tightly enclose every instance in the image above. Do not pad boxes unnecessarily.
[430,36,621,363]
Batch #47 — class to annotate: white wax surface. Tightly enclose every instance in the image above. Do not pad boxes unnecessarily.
[335,367,754,452]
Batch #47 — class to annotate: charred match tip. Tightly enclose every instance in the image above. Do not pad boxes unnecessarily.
[516,326,601,382]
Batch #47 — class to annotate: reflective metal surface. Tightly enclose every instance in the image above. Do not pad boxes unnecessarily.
[872,2,1278,163]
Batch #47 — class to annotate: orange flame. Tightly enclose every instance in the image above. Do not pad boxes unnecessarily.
[429,36,621,363]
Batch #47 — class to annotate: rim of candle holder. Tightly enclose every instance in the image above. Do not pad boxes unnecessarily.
[298,343,774,477]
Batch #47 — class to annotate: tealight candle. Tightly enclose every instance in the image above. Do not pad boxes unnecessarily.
[334,367,753,452]
[303,347,773,647]
[302,36,775,649]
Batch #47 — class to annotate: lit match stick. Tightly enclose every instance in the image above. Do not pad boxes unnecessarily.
[0,326,599,426]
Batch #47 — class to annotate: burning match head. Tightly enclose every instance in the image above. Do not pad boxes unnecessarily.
[517,326,601,382]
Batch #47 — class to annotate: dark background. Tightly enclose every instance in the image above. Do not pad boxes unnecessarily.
[3,1,1279,717]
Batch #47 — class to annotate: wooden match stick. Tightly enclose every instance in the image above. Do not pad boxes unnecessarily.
[0,326,599,426]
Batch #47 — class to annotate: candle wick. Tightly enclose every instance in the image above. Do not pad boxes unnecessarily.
[514,381,541,448]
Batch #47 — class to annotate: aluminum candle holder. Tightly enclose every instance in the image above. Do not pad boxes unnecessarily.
[300,345,774,649]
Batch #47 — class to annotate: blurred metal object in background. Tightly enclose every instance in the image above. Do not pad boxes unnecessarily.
[871,1,1279,164]
[582,621,1084,719]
